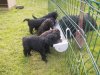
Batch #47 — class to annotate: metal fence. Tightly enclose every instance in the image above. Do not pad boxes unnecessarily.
[48,0,100,75]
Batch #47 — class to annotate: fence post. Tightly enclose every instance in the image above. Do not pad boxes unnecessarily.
[75,0,85,49]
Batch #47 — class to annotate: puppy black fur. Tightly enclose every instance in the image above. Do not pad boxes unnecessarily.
[32,11,58,20]
[22,29,61,62]
[40,29,61,45]
[59,13,97,39]
[23,14,57,34]
[37,18,54,35]
[40,29,61,53]
[23,18,46,34]
[22,36,48,62]
[32,11,58,26]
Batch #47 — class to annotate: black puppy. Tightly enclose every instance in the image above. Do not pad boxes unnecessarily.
[32,11,58,26]
[23,18,46,34]
[32,11,58,20]
[22,29,61,62]
[37,18,54,35]
[41,29,61,53]
[23,17,56,34]
[40,29,61,54]
[22,36,48,62]
[59,13,97,39]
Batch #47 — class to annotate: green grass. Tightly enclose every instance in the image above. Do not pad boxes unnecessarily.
[0,0,70,75]
[0,0,100,75]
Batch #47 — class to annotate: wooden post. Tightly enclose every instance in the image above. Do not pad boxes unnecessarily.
[75,0,85,49]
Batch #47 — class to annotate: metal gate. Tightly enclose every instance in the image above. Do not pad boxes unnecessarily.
[48,0,100,75]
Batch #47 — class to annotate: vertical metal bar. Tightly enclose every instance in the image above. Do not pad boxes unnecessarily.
[91,34,98,53]
[88,31,94,47]
[87,50,100,73]
[96,50,100,64]
[80,52,88,75]
[88,7,95,47]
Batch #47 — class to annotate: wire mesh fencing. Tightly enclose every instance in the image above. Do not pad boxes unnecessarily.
[48,0,100,75]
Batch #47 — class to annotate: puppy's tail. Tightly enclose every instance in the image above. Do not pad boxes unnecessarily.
[32,15,37,19]
[23,19,30,22]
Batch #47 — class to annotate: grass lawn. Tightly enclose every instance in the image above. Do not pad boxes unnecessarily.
[0,0,100,75]
[0,0,70,75]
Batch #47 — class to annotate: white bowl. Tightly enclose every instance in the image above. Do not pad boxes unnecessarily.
[53,40,68,52]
